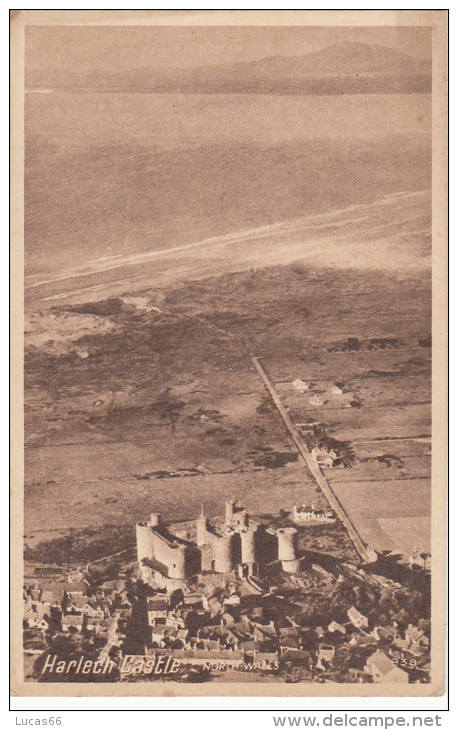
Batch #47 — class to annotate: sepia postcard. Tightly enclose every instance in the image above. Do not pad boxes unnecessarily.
[10,10,447,698]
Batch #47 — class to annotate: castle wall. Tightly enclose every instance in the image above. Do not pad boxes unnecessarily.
[136,524,155,563]
[150,531,187,579]
[196,517,208,547]
[151,570,188,592]
[225,500,235,523]
[137,522,198,580]
[200,543,213,572]
[230,510,249,531]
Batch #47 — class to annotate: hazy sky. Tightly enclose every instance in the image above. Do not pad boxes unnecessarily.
[26,25,431,71]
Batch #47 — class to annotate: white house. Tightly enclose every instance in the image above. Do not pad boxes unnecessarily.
[364,650,409,683]
[347,606,369,630]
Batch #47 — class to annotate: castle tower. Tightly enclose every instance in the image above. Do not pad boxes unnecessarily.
[277,527,297,561]
[148,512,161,528]
[196,504,207,547]
[136,523,155,563]
[213,534,233,573]
[241,525,257,574]
[232,508,249,530]
[168,544,188,580]
[277,527,301,573]
[225,498,235,525]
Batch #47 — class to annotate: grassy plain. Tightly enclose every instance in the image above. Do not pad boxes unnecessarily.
[24,260,431,563]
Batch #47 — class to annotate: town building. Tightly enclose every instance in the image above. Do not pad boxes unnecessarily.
[292,504,336,525]
[311,447,337,468]
[364,650,409,683]
[316,643,335,670]
[347,606,369,630]
[292,379,309,392]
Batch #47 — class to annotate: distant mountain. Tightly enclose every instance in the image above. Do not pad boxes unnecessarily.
[26,41,431,95]
[255,41,431,76]
[169,41,431,81]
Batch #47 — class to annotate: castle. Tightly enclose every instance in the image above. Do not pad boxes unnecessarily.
[136,500,301,589]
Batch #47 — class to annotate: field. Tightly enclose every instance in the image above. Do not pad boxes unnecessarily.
[262,336,430,555]
[24,259,431,564]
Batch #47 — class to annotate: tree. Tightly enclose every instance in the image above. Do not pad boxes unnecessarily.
[153,389,185,433]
